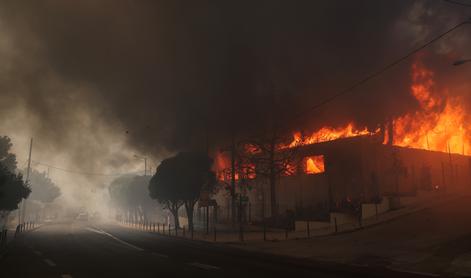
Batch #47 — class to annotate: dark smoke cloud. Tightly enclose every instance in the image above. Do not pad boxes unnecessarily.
[0,0,470,163]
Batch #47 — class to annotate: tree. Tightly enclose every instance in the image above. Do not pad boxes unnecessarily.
[27,169,61,203]
[0,165,30,227]
[0,136,17,172]
[0,165,30,211]
[109,175,131,219]
[240,129,300,219]
[0,136,29,228]
[218,138,257,225]
[149,152,216,233]
[127,175,154,222]
[108,175,153,223]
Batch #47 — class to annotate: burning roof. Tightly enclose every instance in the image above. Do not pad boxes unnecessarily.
[288,56,471,156]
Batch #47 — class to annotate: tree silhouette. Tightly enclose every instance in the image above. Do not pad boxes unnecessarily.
[27,169,61,203]
[0,165,30,228]
[240,130,299,219]
[0,136,29,228]
[149,152,216,233]
[0,136,17,173]
[127,175,154,222]
[109,175,153,223]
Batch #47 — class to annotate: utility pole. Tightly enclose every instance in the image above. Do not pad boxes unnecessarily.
[144,157,147,176]
[20,138,33,225]
[230,134,236,226]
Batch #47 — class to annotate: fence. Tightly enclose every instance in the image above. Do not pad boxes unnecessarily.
[14,221,37,237]
[0,229,7,251]
[117,217,334,243]
[0,221,38,255]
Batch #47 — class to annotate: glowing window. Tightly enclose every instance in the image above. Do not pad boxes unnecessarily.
[304,155,325,174]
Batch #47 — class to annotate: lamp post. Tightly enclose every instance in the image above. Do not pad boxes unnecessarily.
[134,155,148,176]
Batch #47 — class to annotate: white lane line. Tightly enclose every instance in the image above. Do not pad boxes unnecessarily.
[188,262,220,270]
[152,252,169,258]
[61,275,73,278]
[85,227,106,234]
[386,267,440,277]
[86,227,144,252]
[43,259,56,267]
[33,250,42,256]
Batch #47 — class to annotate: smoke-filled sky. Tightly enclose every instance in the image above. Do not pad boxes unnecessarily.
[0,0,470,207]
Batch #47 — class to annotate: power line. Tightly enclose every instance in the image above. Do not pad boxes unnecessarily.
[285,17,471,126]
[444,0,471,8]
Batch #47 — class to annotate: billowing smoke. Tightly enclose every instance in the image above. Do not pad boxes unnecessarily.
[0,0,470,175]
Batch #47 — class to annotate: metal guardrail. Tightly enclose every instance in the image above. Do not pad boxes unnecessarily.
[0,221,38,255]
[14,221,37,237]
[0,229,7,251]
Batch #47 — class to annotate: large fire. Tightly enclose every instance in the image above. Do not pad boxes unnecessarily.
[215,56,470,180]
[289,57,471,156]
[288,123,378,148]
[391,60,470,155]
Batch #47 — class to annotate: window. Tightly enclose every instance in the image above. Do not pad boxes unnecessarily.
[304,155,325,174]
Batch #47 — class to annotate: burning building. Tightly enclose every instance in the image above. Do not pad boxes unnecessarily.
[212,56,471,224]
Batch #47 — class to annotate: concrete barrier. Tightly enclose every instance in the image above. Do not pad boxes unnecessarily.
[295,220,330,232]
[361,198,390,219]
[330,212,358,228]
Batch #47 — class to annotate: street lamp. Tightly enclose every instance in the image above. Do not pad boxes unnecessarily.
[134,155,148,176]
[452,59,471,66]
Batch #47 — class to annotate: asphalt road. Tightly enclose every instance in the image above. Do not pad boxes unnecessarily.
[0,221,429,278]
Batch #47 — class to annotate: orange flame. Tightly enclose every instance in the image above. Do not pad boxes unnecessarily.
[392,59,470,155]
[305,155,325,174]
[288,123,379,148]
[288,57,470,156]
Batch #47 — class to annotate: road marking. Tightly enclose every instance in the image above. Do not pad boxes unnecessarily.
[386,267,440,277]
[188,262,220,270]
[86,227,144,252]
[151,252,169,258]
[33,250,42,256]
[61,275,73,278]
[43,259,56,267]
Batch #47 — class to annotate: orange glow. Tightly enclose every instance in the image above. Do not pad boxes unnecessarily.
[241,163,256,179]
[214,151,256,181]
[214,152,230,181]
[391,59,470,155]
[287,123,379,148]
[244,144,261,154]
[288,57,471,156]
[305,155,325,174]
[284,163,297,176]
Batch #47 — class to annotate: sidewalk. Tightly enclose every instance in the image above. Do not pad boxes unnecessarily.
[0,229,16,259]
[0,223,43,260]
[225,194,471,277]
[118,192,461,244]
[118,192,467,276]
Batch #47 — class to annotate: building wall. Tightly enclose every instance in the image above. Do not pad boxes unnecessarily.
[213,136,471,222]
[270,136,471,219]
[277,174,329,216]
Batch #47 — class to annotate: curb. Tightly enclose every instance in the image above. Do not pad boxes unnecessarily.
[0,224,43,263]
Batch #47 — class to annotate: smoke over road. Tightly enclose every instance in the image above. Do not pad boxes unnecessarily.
[0,0,470,189]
